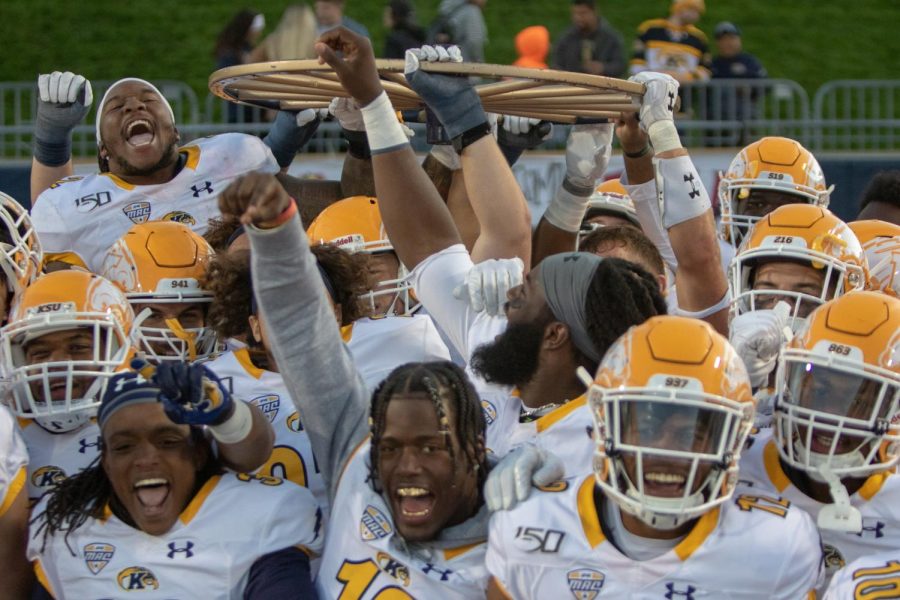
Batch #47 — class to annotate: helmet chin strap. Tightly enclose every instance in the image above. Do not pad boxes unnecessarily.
[622,478,706,531]
[795,441,868,483]
[814,462,863,533]
[164,318,198,362]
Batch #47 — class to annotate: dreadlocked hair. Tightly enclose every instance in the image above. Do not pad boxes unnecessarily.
[583,257,668,365]
[33,428,220,555]
[203,215,244,252]
[311,243,372,325]
[367,361,487,494]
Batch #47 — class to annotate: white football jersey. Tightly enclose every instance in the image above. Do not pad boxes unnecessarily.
[17,418,101,502]
[483,393,594,477]
[342,315,452,395]
[32,133,278,272]
[0,405,28,514]
[205,348,328,515]
[29,472,323,599]
[823,550,900,600]
[317,442,490,599]
[739,429,900,582]
[487,475,823,599]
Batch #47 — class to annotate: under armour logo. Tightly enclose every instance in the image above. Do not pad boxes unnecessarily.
[856,521,886,538]
[667,91,676,112]
[166,541,194,559]
[684,173,700,199]
[191,181,213,197]
[421,563,453,581]
[563,255,581,262]
[78,437,101,454]
[665,583,696,600]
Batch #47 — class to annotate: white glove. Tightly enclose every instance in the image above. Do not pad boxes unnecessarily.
[502,116,539,136]
[564,122,614,193]
[39,71,93,106]
[630,72,681,153]
[329,97,365,132]
[729,301,792,389]
[295,108,318,127]
[485,445,565,512]
[429,144,461,170]
[453,257,524,316]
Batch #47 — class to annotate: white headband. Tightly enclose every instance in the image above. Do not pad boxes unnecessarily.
[95,78,175,146]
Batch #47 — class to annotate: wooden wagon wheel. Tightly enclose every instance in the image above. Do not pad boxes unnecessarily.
[209,60,645,124]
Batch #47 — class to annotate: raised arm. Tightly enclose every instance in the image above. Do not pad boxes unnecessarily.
[30,72,93,202]
[218,172,369,497]
[622,73,729,334]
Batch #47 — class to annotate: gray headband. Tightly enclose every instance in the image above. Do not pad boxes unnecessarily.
[538,252,603,363]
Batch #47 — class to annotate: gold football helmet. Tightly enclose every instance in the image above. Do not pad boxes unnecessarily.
[773,291,900,480]
[101,221,216,362]
[0,191,42,300]
[307,196,414,316]
[730,204,867,328]
[848,220,900,297]
[589,315,754,529]
[0,271,134,432]
[719,137,831,245]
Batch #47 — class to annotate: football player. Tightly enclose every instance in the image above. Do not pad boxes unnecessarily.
[738,291,900,585]
[848,219,900,297]
[30,72,320,273]
[28,369,321,599]
[2,271,273,503]
[719,136,831,246]
[0,403,31,597]
[101,221,218,363]
[581,179,642,232]
[823,550,900,599]
[486,316,823,598]
[217,171,499,597]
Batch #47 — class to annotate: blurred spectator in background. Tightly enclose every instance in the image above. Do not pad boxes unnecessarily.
[214,9,266,123]
[513,25,550,69]
[858,170,900,224]
[711,22,766,79]
[383,0,425,58]
[553,0,624,76]
[315,0,370,38]
[631,0,711,83]
[250,4,317,61]
[431,0,488,62]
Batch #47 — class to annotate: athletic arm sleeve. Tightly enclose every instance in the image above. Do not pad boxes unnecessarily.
[247,213,369,500]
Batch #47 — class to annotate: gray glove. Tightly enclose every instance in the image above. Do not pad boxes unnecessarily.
[404,45,487,140]
[34,71,93,166]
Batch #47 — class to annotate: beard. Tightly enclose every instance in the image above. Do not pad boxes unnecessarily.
[470,319,547,388]
[106,134,179,177]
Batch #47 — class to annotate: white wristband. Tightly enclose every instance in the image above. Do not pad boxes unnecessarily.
[647,120,683,154]
[544,183,590,233]
[658,154,711,229]
[360,91,409,154]
[674,288,731,319]
[209,399,253,445]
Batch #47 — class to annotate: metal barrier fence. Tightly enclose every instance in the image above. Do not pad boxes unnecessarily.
[2,78,899,157]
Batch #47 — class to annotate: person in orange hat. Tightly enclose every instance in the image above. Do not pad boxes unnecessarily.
[512,25,550,69]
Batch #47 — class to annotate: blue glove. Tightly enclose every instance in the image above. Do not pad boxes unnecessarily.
[263,109,321,168]
[152,360,234,426]
[403,45,487,140]
[34,71,93,166]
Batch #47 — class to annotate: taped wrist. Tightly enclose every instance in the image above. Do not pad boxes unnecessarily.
[544,182,590,233]
[673,288,731,320]
[658,154,711,229]
[360,92,409,154]
[647,120,683,154]
[263,110,321,168]
[209,398,253,444]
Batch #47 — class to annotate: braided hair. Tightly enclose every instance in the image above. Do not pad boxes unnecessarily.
[33,428,221,555]
[582,256,668,365]
[367,361,487,495]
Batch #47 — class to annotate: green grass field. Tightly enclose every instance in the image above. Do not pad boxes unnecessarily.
[2,0,898,98]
